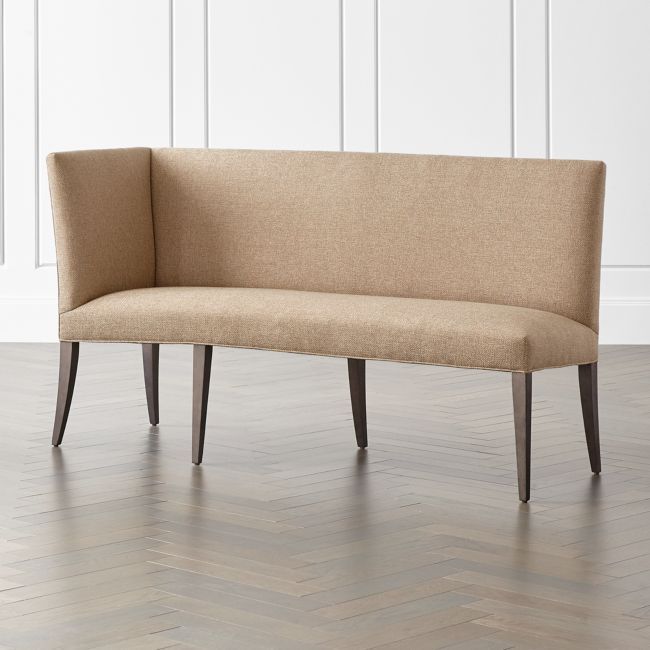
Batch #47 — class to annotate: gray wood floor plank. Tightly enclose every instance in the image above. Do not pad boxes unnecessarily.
[0,343,648,648]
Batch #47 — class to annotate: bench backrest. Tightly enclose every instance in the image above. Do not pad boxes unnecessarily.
[48,148,606,331]
[152,149,605,331]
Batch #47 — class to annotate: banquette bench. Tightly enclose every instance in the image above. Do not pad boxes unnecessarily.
[47,148,606,501]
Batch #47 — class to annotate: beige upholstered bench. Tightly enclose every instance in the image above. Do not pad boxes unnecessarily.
[47,148,606,501]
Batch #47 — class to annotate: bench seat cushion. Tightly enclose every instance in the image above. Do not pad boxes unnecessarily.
[59,287,597,372]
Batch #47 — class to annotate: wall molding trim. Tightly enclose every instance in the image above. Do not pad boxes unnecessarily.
[33,0,41,268]
[373,0,379,153]
[0,0,4,266]
[545,0,551,159]
[203,0,209,147]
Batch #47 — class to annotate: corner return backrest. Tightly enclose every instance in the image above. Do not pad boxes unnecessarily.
[48,147,155,314]
[151,148,606,331]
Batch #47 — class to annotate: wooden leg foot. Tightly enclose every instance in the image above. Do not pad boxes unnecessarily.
[347,359,367,449]
[142,343,160,425]
[192,345,213,464]
[579,362,601,474]
[52,342,79,446]
[512,372,532,502]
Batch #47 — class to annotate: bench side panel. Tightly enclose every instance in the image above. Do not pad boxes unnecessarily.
[151,149,605,332]
[47,148,156,314]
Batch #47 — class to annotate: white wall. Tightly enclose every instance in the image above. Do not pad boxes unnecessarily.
[0,0,648,342]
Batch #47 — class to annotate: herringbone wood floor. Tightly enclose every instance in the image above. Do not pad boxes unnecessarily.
[0,343,649,649]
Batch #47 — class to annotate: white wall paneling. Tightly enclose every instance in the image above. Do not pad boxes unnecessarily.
[207,0,340,150]
[513,0,547,158]
[36,0,172,265]
[172,0,206,148]
[342,0,375,152]
[551,0,650,266]
[0,0,4,266]
[0,0,648,341]
[379,0,512,156]
[0,0,57,341]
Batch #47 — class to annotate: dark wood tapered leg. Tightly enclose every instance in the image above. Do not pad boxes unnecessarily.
[192,345,213,465]
[347,358,367,449]
[512,372,532,502]
[579,362,601,474]
[142,344,160,425]
[52,342,79,446]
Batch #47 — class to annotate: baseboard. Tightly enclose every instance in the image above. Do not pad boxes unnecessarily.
[0,297,648,344]
[0,298,58,342]
[599,298,650,344]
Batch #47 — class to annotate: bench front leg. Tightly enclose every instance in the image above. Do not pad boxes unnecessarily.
[192,345,213,465]
[347,358,367,448]
[578,362,601,474]
[512,372,532,502]
[52,342,79,446]
[142,344,160,426]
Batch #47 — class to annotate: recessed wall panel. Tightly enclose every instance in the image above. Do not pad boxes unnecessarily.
[380,0,511,156]
[208,0,339,151]
[551,0,650,265]
[37,0,170,264]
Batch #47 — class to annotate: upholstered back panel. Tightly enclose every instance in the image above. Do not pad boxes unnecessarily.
[151,149,605,331]
[48,148,155,313]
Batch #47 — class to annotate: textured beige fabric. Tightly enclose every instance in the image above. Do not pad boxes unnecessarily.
[152,149,606,331]
[48,147,606,372]
[47,148,155,313]
[60,287,598,373]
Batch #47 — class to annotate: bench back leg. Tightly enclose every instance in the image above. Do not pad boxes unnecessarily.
[512,372,532,502]
[347,359,367,449]
[578,362,601,474]
[52,342,79,446]
[192,345,213,464]
[142,344,160,426]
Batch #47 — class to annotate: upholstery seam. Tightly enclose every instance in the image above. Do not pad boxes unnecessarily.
[148,148,156,288]
[56,337,599,374]
[45,154,64,335]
